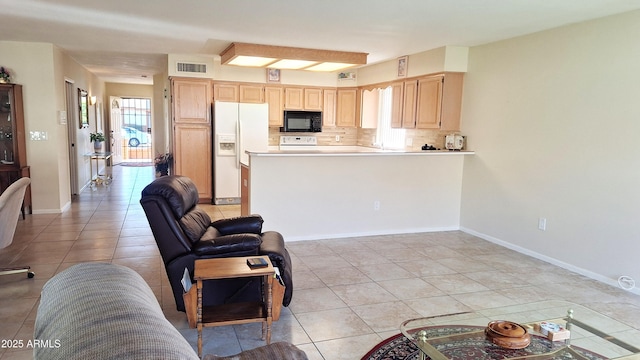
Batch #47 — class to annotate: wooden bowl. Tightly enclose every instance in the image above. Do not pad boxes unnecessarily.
[485,321,531,349]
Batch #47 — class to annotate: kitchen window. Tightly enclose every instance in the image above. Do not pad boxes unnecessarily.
[373,86,405,149]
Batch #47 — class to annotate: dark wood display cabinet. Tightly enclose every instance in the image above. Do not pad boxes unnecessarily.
[0,83,31,216]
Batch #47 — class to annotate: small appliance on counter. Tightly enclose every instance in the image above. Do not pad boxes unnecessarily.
[445,134,465,151]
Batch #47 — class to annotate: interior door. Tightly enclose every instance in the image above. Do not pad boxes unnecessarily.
[65,80,78,195]
[109,96,123,164]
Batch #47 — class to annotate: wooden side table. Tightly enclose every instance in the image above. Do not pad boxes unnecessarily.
[194,256,275,357]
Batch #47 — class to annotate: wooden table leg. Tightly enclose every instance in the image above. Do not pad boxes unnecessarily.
[197,281,203,357]
[265,275,273,344]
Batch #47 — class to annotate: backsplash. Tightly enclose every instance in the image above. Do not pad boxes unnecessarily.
[269,127,358,146]
[269,127,454,150]
[359,128,453,151]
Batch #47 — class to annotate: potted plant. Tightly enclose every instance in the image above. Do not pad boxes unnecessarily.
[0,67,11,83]
[90,132,106,151]
[154,152,172,176]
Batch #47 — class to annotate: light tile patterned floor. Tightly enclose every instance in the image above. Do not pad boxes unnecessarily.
[1,165,640,359]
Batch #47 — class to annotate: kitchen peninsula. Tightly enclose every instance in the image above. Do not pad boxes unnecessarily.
[241,147,473,241]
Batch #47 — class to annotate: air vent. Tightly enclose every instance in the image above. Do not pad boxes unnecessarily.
[176,62,207,73]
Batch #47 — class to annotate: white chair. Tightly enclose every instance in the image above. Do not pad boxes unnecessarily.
[0,177,34,278]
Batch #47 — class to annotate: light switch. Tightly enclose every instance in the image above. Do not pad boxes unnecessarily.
[58,110,67,125]
[30,131,48,141]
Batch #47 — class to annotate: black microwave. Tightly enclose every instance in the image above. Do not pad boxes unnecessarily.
[280,110,322,133]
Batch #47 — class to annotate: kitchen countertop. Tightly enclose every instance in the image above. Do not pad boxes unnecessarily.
[248,146,474,157]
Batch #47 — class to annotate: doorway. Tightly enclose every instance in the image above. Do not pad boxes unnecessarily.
[112,97,152,164]
[65,80,79,195]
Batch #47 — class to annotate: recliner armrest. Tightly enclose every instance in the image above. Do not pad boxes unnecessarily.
[193,234,261,256]
[259,231,294,307]
[211,215,263,235]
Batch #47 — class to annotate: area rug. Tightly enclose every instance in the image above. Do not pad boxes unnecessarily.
[361,325,607,360]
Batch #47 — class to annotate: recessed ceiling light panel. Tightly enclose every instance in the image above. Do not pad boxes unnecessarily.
[269,59,318,69]
[220,42,367,71]
[228,55,277,67]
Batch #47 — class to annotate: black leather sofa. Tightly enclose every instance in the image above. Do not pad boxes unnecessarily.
[140,175,293,312]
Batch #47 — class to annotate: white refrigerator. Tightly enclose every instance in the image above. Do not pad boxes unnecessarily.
[213,101,269,204]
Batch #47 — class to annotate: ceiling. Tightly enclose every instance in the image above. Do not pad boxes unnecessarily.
[2,0,639,85]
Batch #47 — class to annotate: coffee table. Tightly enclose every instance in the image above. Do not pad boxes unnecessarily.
[401,300,640,360]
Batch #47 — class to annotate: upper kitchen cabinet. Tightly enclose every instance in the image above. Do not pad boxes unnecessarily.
[284,87,324,111]
[391,73,464,131]
[265,86,283,126]
[415,76,443,129]
[171,77,212,202]
[390,82,404,128]
[303,88,323,111]
[239,84,264,103]
[438,72,464,131]
[323,89,337,127]
[173,78,213,124]
[401,80,418,129]
[416,73,464,130]
[0,83,31,213]
[213,82,239,102]
[284,87,303,110]
[336,88,358,127]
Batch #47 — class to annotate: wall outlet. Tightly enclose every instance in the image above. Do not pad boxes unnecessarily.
[538,217,547,231]
[335,135,340,142]
[373,200,380,211]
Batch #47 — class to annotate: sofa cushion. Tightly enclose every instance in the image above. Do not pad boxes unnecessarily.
[34,263,199,360]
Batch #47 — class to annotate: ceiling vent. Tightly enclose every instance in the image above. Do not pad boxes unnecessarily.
[176,62,207,74]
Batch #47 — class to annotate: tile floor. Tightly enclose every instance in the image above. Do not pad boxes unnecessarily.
[1,165,640,359]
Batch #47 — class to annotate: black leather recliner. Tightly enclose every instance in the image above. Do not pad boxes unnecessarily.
[140,175,293,312]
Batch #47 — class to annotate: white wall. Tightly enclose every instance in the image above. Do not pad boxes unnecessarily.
[357,46,469,86]
[459,10,640,291]
[249,153,468,240]
[1,41,104,212]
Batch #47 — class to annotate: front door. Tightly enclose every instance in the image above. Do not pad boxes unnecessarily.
[109,96,123,164]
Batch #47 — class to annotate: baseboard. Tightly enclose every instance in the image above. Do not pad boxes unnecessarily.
[460,226,640,296]
[282,226,460,242]
[31,201,71,214]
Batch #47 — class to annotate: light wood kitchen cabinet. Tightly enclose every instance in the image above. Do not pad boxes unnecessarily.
[265,86,284,126]
[173,125,212,202]
[336,88,358,127]
[174,79,212,124]
[285,87,324,111]
[392,73,464,131]
[240,164,249,216]
[390,82,404,128]
[303,88,323,110]
[171,77,212,203]
[402,80,418,128]
[438,72,464,131]
[415,76,443,129]
[323,89,337,127]
[239,84,264,103]
[213,83,239,102]
[284,87,303,109]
